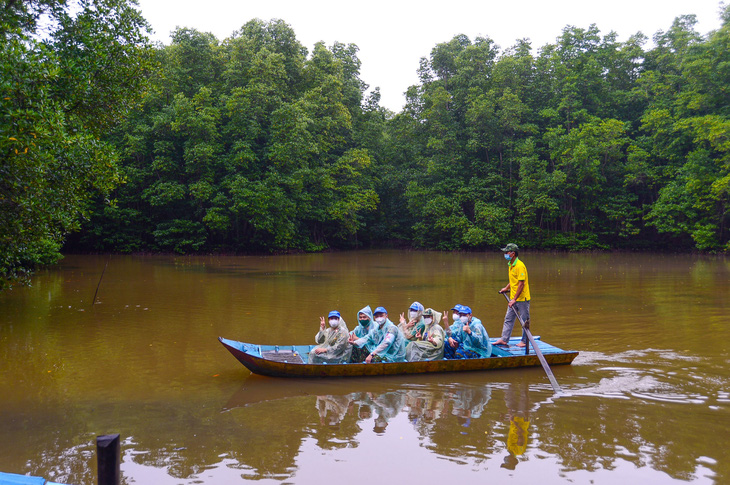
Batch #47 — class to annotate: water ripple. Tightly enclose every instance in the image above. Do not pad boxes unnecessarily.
[565,348,730,409]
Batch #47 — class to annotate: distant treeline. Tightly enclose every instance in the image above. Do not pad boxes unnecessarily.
[2,2,729,285]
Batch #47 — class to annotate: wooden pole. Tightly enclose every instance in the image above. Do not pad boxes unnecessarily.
[501,293,562,393]
[97,434,120,485]
[91,257,110,308]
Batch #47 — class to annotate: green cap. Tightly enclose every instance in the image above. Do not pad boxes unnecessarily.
[500,243,519,252]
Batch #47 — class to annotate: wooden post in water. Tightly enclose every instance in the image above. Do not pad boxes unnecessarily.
[97,434,120,485]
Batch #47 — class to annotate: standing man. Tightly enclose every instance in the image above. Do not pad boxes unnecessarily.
[494,243,530,348]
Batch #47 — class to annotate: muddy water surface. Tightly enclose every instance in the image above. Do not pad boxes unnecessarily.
[0,251,728,484]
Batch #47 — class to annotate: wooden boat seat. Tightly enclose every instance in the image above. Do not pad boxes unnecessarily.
[261,350,304,364]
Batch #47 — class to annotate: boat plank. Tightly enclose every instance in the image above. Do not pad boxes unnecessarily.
[0,471,70,485]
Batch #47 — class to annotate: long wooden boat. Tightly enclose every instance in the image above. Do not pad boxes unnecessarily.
[219,336,579,378]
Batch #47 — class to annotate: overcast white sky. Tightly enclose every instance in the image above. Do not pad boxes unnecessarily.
[136,0,726,112]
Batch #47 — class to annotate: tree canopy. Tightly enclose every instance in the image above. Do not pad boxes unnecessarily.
[1,0,154,287]
[74,20,383,254]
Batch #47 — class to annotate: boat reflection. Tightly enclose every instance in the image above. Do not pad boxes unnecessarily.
[212,371,728,483]
[12,372,720,485]
[224,373,534,464]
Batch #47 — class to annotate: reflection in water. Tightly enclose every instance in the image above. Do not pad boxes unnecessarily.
[317,394,351,427]
[450,384,491,425]
[218,364,728,483]
[223,378,533,477]
[311,384,502,452]
[503,380,530,469]
[1,252,729,484]
[371,391,404,433]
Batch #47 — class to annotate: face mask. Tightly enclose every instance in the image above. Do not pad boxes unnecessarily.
[452,313,460,321]
[409,311,418,319]
[375,317,386,324]
[504,253,511,260]
[460,316,469,323]
[358,319,370,326]
[329,319,339,328]
[424,317,433,325]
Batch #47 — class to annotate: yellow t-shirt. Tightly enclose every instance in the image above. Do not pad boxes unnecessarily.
[508,258,530,301]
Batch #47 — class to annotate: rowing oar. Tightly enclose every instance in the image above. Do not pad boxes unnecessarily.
[500,292,561,393]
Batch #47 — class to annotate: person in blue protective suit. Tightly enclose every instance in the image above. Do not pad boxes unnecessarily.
[348,305,377,362]
[449,304,463,327]
[444,304,465,332]
[353,306,407,363]
[443,305,492,359]
[308,310,352,364]
[398,301,425,341]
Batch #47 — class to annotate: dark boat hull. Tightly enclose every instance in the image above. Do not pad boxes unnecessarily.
[219,337,579,378]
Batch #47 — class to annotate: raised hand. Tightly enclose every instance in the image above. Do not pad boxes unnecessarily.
[399,312,406,325]
[320,316,326,330]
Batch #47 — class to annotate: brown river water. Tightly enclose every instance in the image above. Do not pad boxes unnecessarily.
[0,251,728,484]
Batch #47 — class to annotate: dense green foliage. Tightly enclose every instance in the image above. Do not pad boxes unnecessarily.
[3,6,730,286]
[73,11,730,255]
[75,21,384,253]
[0,0,153,286]
[386,11,730,251]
